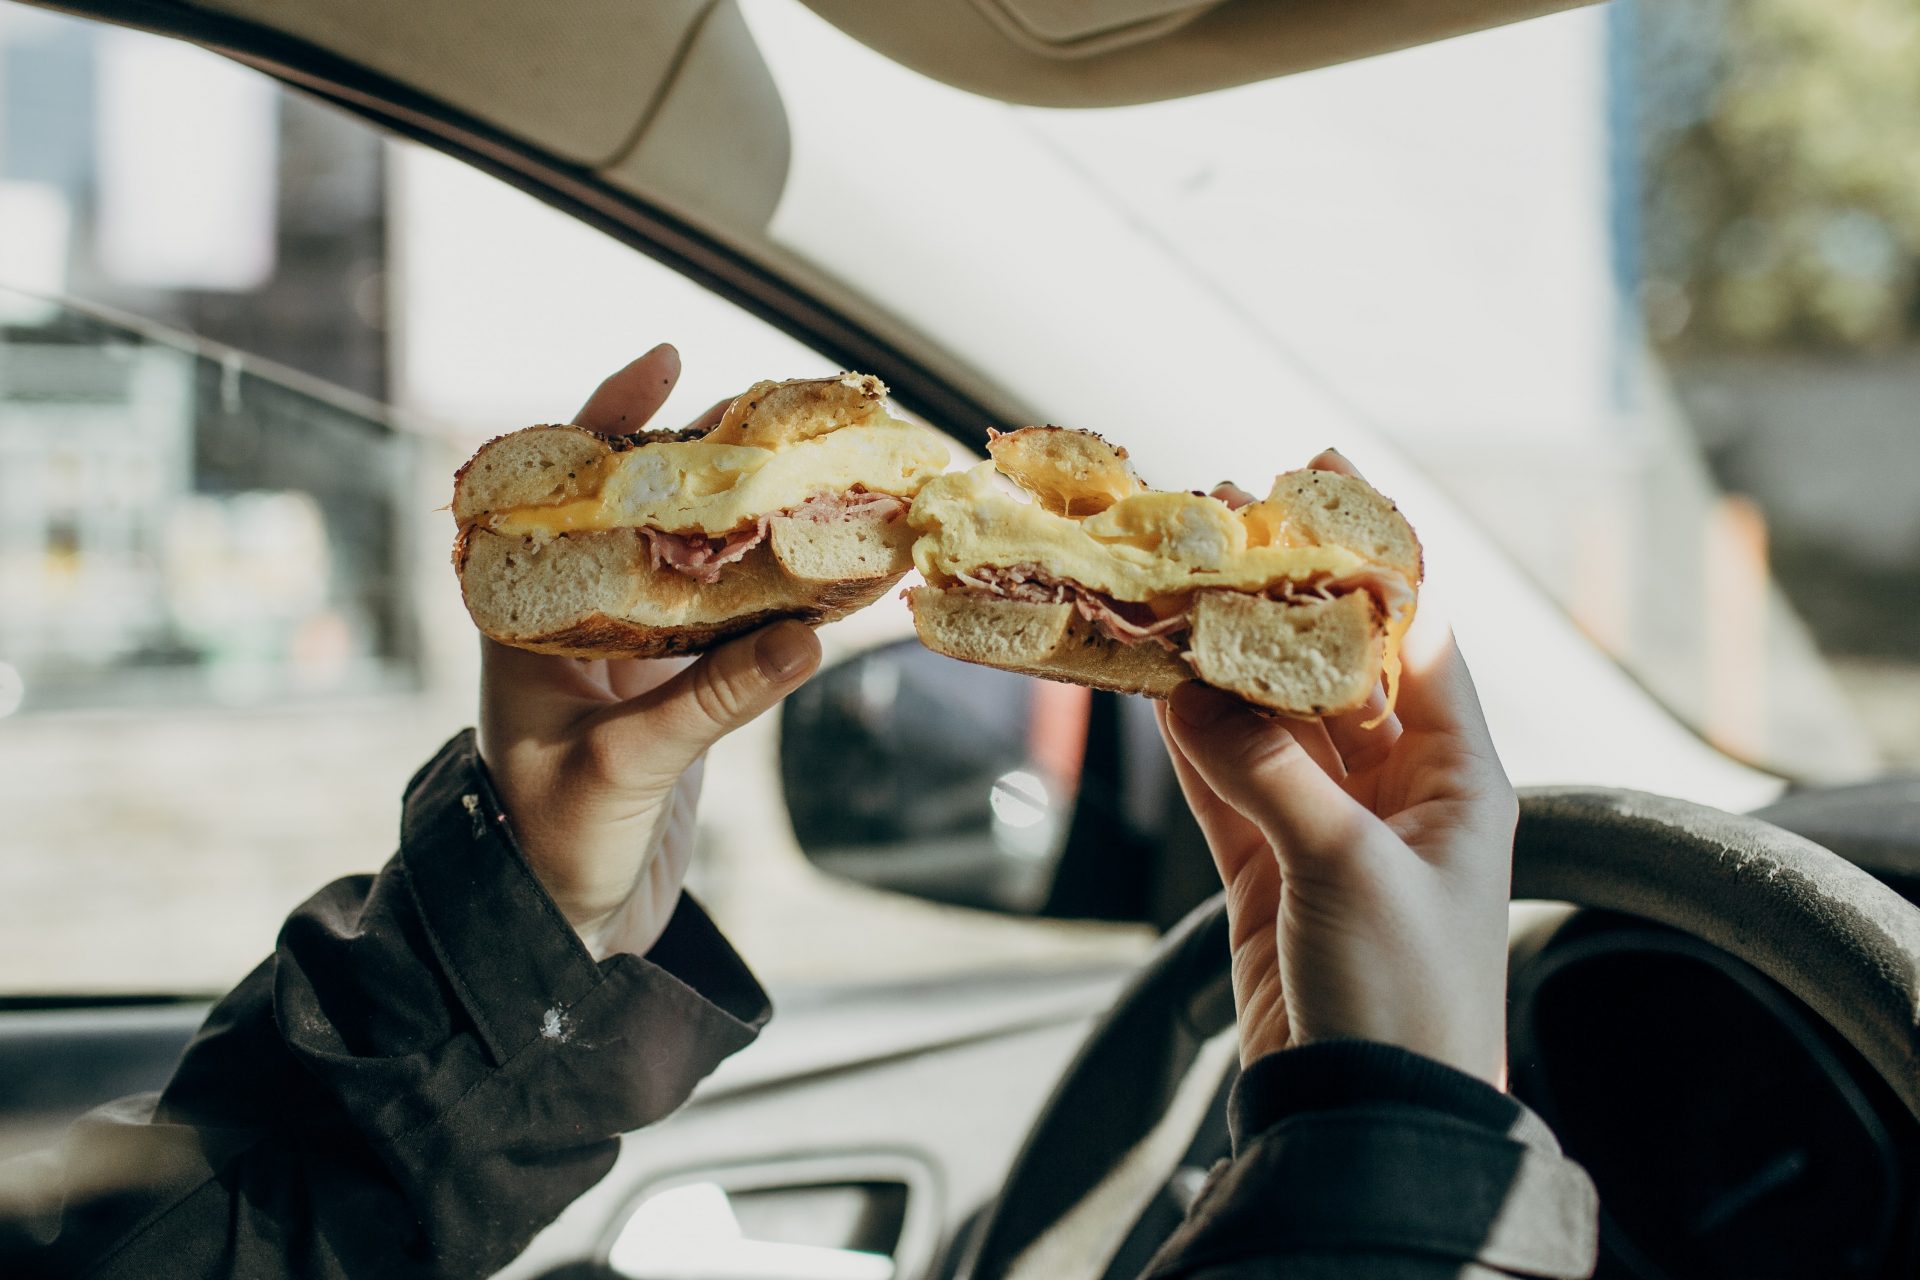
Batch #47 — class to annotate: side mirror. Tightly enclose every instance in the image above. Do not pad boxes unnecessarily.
[779,639,1079,914]
[779,640,1219,925]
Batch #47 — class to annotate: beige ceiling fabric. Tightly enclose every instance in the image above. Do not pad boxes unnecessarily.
[600,0,791,234]
[194,0,709,165]
[971,0,1220,58]
[800,0,1600,106]
[192,0,790,234]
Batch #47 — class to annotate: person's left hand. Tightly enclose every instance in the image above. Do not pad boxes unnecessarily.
[1157,451,1516,1084]
[476,345,822,957]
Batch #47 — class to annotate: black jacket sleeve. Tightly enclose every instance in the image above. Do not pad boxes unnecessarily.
[0,730,770,1280]
[1143,1041,1599,1279]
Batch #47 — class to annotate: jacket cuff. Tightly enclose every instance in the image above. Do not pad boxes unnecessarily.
[1148,1041,1598,1280]
[396,730,769,1068]
[1230,1039,1520,1152]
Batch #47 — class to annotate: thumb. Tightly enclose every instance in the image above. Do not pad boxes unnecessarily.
[1164,682,1372,871]
[580,621,821,790]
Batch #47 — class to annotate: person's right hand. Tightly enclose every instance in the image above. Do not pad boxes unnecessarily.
[1156,451,1517,1085]
[476,345,822,959]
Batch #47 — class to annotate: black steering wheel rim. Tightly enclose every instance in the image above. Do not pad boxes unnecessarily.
[956,785,1920,1280]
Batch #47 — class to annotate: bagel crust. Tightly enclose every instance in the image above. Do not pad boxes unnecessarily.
[906,586,1384,716]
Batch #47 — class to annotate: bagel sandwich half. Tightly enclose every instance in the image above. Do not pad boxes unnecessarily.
[455,374,948,658]
[904,427,1422,719]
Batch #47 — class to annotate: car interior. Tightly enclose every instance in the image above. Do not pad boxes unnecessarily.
[4,2,1919,1278]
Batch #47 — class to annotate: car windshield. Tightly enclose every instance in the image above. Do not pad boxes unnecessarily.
[3,1,1916,998]
[738,3,1915,787]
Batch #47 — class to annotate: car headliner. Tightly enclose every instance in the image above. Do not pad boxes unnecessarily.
[51,0,1601,223]
[797,0,1601,107]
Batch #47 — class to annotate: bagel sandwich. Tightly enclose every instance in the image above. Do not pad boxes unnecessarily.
[904,427,1422,719]
[455,374,947,658]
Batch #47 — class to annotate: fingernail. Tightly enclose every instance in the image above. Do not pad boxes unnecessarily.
[1170,681,1232,728]
[757,624,816,680]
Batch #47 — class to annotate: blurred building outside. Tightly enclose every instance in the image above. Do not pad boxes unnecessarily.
[1634,0,1920,769]
[0,304,415,708]
[0,0,1915,995]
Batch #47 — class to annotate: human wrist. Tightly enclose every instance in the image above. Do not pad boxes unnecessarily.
[567,757,706,960]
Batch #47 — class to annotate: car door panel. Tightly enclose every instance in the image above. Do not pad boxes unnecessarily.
[0,974,1120,1279]
[0,1002,207,1163]
[501,972,1126,1277]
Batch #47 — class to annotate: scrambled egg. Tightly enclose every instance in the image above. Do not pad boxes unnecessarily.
[491,421,949,537]
[909,462,1375,600]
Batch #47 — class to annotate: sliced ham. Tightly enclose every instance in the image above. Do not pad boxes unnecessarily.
[643,490,909,584]
[1208,481,1258,511]
[783,490,911,524]
[948,559,1408,652]
[1321,565,1412,621]
[642,518,769,585]
[951,564,1073,604]
[1073,595,1189,648]
[950,564,1192,651]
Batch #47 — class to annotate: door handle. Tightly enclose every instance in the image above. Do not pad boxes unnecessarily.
[609,1181,895,1280]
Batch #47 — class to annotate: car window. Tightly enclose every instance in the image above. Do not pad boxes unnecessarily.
[739,2,1907,785]
[0,6,1151,996]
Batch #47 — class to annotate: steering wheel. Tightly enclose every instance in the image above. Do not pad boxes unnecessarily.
[956,786,1920,1279]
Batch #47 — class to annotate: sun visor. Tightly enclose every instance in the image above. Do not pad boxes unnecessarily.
[800,0,1599,106]
[600,1,790,235]
[973,0,1221,58]
[192,0,789,232]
